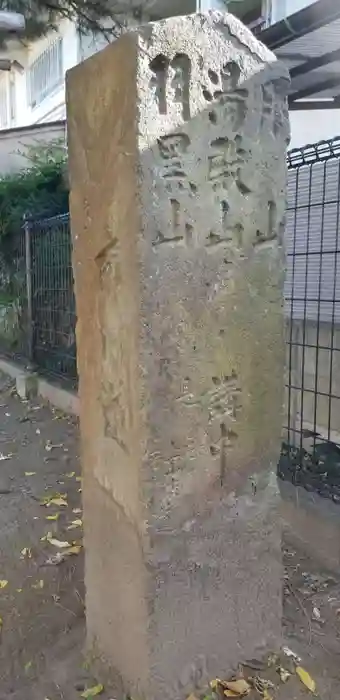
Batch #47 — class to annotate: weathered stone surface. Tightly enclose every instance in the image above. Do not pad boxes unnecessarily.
[67,11,290,699]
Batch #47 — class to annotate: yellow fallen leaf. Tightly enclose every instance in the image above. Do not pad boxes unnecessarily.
[25,471,36,476]
[47,537,71,548]
[65,545,82,556]
[41,492,67,506]
[76,476,82,482]
[263,692,273,700]
[67,519,82,530]
[46,513,59,521]
[20,547,32,559]
[41,531,53,542]
[66,471,75,478]
[46,497,67,507]
[224,691,239,698]
[210,679,221,690]
[296,666,316,693]
[80,684,104,698]
[0,580,8,589]
[16,588,22,593]
[32,579,44,589]
[72,508,82,514]
[0,616,3,628]
[225,680,251,696]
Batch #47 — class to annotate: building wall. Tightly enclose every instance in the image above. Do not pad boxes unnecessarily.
[0,120,65,174]
[5,20,78,128]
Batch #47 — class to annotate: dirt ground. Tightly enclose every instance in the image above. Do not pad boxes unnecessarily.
[0,373,339,699]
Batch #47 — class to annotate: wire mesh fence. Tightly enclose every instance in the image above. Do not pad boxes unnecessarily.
[279,137,340,502]
[29,213,77,383]
[0,213,77,386]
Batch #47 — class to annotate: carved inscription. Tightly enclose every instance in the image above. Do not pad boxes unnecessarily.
[179,371,241,484]
[149,53,191,121]
[261,78,290,139]
[254,200,277,247]
[202,61,248,131]
[208,135,247,192]
[206,372,242,485]
[157,133,190,185]
[205,372,242,423]
[150,54,169,115]
[171,53,191,121]
[153,132,196,247]
[202,61,240,102]
[150,55,285,254]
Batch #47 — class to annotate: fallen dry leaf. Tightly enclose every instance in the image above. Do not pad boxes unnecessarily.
[65,545,82,555]
[45,440,63,452]
[225,679,250,696]
[72,508,82,514]
[267,653,279,668]
[66,471,75,478]
[45,553,66,566]
[262,691,273,700]
[0,580,8,589]
[46,497,67,507]
[16,588,22,593]
[24,471,36,476]
[282,646,301,663]
[41,531,53,542]
[80,684,104,698]
[67,519,82,530]
[312,606,321,621]
[296,666,316,693]
[46,513,59,521]
[47,537,71,548]
[278,667,290,683]
[249,677,275,695]
[20,547,32,559]
[32,579,44,589]
[0,616,3,628]
[224,691,239,698]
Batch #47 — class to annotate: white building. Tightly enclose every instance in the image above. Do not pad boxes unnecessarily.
[0,0,337,149]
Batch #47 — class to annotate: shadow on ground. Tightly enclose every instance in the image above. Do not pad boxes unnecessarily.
[0,372,340,699]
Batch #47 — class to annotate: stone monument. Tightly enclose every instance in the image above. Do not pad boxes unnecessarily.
[67,12,290,699]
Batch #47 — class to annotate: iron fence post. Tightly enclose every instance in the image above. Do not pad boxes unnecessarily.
[23,214,34,366]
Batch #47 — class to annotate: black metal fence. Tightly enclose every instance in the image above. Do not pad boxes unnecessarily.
[279,137,340,502]
[1,213,77,385]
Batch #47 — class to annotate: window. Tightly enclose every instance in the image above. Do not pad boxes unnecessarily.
[27,36,63,108]
[0,72,16,129]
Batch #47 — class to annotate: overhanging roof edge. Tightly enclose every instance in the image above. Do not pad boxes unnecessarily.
[259,0,340,51]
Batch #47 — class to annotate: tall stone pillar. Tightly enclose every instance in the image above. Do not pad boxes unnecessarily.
[67,12,290,699]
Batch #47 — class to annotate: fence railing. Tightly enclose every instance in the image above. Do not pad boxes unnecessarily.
[1,213,77,385]
[279,136,340,503]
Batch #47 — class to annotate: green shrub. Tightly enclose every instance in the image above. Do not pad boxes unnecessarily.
[0,138,68,248]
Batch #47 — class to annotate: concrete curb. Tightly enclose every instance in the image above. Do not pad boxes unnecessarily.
[0,356,79,416]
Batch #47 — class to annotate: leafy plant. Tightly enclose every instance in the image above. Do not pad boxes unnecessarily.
[0,138,68,250]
